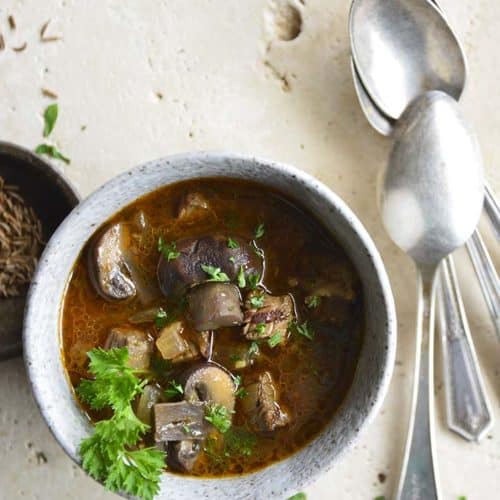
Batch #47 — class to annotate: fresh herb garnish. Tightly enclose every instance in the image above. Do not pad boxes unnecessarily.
[232,375,248,398]
[228,256,236,264]
[204,428,256,465]
[227,237,239,249]
[235,386,248,399]
[43,103,58,137]
[201,264,230,282]
[250,294,265,309]
[164,380,184,400]
[247,273,260,290]
[305,295,321,309]
[253,244,265,259]
[154,308,168,329]
[158,237,180,261]
[290,320,315,341]
[76,348,165,500]
[233,374,243,389]
[254,223,265,239]
[268,331,283,348]
[182,424,192,435]
[255,323,266,336]
[35,144,70,164]
[248,341,259,358]
[288,494,307,500]
[204,404,234,433]
[237,265,246,288]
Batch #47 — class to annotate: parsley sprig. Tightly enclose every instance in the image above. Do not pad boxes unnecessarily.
[158,237,180,261]
[76,348,165,500]
[204,404,234,433]
[201,264,230,282]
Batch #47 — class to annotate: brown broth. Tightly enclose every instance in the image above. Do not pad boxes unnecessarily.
[61,178,364,477]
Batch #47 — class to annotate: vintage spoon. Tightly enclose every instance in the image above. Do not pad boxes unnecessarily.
[379,91,484,499]
[349,0,466,120]
[350,59,495,441]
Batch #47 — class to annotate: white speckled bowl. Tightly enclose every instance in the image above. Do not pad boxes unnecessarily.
[24,152,396,500]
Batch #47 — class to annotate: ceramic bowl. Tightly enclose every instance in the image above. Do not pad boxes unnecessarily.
[0,141,79,360]
[24,152,396,499]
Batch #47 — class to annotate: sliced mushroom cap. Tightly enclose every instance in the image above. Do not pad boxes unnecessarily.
[187,283,243,331]
[89,223,136,301]
[157,235,262,297]
[154,401,208,442]
[167,440,202,472]
[104,327,153,370]
[183,363,236,413]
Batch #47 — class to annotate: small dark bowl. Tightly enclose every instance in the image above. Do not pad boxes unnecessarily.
[0,141,80,360]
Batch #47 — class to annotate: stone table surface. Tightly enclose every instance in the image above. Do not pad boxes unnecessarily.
[0,1,499,499]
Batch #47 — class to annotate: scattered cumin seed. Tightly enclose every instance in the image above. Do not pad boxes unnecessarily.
[12,42,27,52]
[41,88,58,99]
[40,20,61,42]
[8,15,16,30]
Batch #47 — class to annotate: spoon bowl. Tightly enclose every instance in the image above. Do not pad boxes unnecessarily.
[350,0,466,120]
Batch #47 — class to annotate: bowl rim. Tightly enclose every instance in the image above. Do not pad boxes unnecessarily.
[23,151,396,498]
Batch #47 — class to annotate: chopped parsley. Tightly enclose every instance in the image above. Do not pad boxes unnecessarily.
[233,375,248,398]
[254,223,265,239]
[201,264,230,282]
[35,144,70,164]
[248,341,260,358]
[158,237,180,261]
[247,272,260,290]
[154,308,168,329]
[182,424,192,435]
[227,237,239,249]
[228,256,236,264]
[204,404,234,434]
[250,294,265,309]
[76,348,165,500]
[43,103,58,137]
[255,323,266,336]
[305,295,321,309]
[164,380,184,400]
[290,320,315,341]
[268,331,283,348]
[237,265,246,288]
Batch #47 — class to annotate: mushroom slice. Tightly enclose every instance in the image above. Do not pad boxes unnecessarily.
[154,401,207,442]
[157,235,262,297]
[128,306,163,324]
[183,363,236,413]
[135,384,162,426]
[167,440,202,472]
[187,283,243,331]
[243,291,294,341]
[241,371,290,432]
[104,327,153,370]
[156,321,200,363]
[89,223,136,301]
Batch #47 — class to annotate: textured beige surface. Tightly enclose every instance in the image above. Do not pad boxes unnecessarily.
[0,1,499,499]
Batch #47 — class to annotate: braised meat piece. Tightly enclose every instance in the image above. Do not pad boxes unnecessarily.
[242,291,294,341]
[104,327,153,369]
[241,371,290,431]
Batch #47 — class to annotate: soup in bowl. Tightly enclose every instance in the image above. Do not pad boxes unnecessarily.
[24,153,396,500]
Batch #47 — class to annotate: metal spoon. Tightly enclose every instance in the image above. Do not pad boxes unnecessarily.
[379,91,484,499]
[349,0,466,120]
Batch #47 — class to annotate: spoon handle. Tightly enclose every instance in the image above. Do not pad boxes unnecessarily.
[396,267,440,500]
[438,256,494,441]
[465,230,500,339]
[484,184,500,241]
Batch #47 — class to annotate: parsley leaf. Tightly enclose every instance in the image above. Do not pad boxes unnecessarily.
[305,295,321,309]
[290,320,315,341]
[255,323,266,336]
[227,237,239,249]
[228,256,236,264]
[254,223,265,239]
[164,380,184,400]
[43,103,58,137]
[268,331,283,348]
[158,237,180,261]
[35,143,70,164]
[235,387,248,399]
[288,494,307,500]
[250,294,265,309]
[237,266,246,288]
[247,273,260,290]
[204,404,234,434]
[248,341,259,358]
[77,348,165,500]
[154,308,168,329]
[201,264,230,282]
